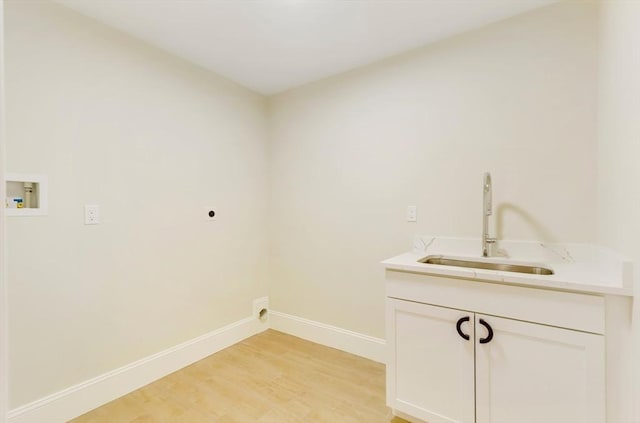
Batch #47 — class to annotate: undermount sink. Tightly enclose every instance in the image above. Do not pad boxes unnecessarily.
[418,255,554,275]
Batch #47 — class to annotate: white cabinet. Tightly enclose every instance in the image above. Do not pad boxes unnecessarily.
[386,272,606,423]
[475,314,604,423]
[389,300,475,423]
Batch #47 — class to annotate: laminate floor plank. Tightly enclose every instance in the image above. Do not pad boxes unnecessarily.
[70,330,408,423]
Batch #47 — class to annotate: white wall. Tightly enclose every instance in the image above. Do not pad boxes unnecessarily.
[1,1,9,420]
[597,1,640,421]
[268,1,599,339]
[597,2,640,257]
[4,0,269,408]
[5,0,621,416]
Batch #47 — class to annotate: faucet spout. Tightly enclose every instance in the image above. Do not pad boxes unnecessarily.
[482,172,496,257]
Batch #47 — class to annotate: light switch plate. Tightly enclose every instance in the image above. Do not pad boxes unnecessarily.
[407,205,417,222]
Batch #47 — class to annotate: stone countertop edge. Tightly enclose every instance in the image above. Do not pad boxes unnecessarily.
[382,237,634,297]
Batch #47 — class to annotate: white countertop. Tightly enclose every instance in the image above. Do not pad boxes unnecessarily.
[382,236,634,296]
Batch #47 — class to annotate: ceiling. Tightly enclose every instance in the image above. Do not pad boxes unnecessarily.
[54,0,559,95]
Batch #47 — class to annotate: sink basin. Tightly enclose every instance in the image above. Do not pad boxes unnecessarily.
[418,255,554,275]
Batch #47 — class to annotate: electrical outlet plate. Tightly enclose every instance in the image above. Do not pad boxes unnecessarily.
[84,205,100,225]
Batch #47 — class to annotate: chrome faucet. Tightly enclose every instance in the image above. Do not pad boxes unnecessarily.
[482,172,496,257]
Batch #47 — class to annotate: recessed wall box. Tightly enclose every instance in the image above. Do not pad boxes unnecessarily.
[5,173,48,216]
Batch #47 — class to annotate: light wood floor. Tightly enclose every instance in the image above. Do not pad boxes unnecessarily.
[70,330,408,423]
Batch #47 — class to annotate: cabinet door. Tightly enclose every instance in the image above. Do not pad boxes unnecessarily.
[475,314,605,423]
[387,298,475,423]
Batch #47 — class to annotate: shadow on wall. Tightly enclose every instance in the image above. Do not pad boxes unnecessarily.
[495,202,557,243]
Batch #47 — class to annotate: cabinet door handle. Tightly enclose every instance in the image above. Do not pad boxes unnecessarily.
[456,316,471,341]
[479,318,494,344]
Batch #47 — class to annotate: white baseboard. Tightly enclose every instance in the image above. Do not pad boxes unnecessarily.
[269,310,386,363]
[8,316,267,423]
[7,311,386,423]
